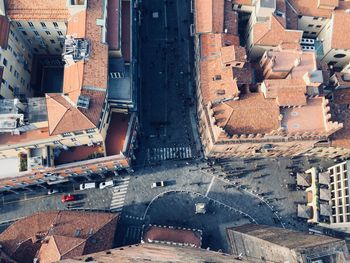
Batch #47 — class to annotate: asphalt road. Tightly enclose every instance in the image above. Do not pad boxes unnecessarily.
[137,0,199,166]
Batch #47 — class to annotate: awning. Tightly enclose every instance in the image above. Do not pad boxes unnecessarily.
[320,203,332,217]
[319,172,330,185]
[298,204,312,219]
[320,188,331,201]
[297,173,311,187]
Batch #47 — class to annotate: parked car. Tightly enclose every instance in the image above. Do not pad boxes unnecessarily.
[151,181,165,188]
[99,180,114,189]
[61,194,76,203]
[79,182,97,190]
[48,188,60,195]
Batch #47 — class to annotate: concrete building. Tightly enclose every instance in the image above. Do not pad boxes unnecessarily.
[226,224,350,263]
[0,0,138,190]
[0,210,119,263]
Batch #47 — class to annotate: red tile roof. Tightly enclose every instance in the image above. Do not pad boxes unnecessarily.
[105,112,130,156]
[5,0,69,21]
[45,94,95,135]
[331,10,350,50]
[107,0,121,50]
[121,1,131,62]
[212,93,281,135]
[143,226,202,248]
[0,15,9,49]
[288,0,334,18]
[195,0,224,33]
[253,15,302,47]
[0,211,118,263]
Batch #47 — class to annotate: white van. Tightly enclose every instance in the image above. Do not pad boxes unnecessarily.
[99,180,115,189]
[79,182,97,190]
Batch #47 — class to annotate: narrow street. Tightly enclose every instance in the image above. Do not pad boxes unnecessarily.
[137,0,199,166]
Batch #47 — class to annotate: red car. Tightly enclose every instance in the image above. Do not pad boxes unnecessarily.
[61,194,76,203]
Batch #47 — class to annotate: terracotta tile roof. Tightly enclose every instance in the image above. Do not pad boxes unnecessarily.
[0,15,9,49]
[253,15,302,47]
[121,1,131,62]
[220,45,247,65]
[0,127,50,145]
[143,226,202,248]
[224,1,238,35]
[5,0,69,20]
[281,97,326,134]
[288,0,333,18]
[285,0,299,29]
[78,88,107,126]
[63,61,84,105]
[318,0,339,9]
[331,89,350,148]
[67,11,86,38]
[57,243,254,263]
[213,93,280,135]
[107,0,121,50]
[45,94,95,135]
[231,0,253,5]
[200,59,240,104]
[331,10,350,50]
[195,0,224,33]
[263,79,307,106]
[82,0,108,89]
[0,211,118,263]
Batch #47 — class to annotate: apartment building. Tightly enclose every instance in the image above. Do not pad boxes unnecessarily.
[194,0,350,159]
[226,224,350,262]
[0,0,138,191]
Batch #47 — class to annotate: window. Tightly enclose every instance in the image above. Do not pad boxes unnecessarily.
[298,15,303,19]
[53,22,59,28]
[213,75,222,81]
[8,45,12,52]
[86,129,95,134]
[308,24,313,27]
[62,132,71,137]
[45,31,51,35]
[21,31,27,36]
[216,89,225,95]
[88,135,94,139]
[71,138,77,142]
[28,22,34,27]
[40,22,46,28]
[50,39,55,44]
[311,32,317,35]
[3,58,7,67]
[9,65,12,73]
[34,31,39,36]
[16,22,22,28]
[34,48,39,52]
[74,131,84,135]
[53,141,61,145]
[10,30,14,37]
[8,85,13,92]
[334,53,346,58]
[313,17,319,20]
[316,25,321,28]
[57,31,63,36]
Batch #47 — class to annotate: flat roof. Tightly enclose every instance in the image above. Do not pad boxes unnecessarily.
[108,58,132,102]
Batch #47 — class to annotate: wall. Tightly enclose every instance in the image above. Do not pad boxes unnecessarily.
[11,21,66,55]
[0,24,33,98]
[298,15,329,38]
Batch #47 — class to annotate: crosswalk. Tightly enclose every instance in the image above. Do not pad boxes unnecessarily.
[123,226,142,245]
[148,146,192,161]
[110,177,130,212]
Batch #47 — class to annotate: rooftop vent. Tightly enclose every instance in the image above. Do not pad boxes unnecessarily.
[77,95,90,109]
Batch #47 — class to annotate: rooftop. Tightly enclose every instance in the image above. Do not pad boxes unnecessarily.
[0,210,118,263]
[212,93,280,135]
[143,225,202,248]
[194,0,224,34]
[58,243,253,263]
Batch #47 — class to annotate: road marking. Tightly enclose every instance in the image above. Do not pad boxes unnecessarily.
[148,147,192,161]
[205,176,215,197]
[110,177,130,212]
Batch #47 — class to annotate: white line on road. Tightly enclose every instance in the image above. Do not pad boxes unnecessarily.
[205,176,215,197]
